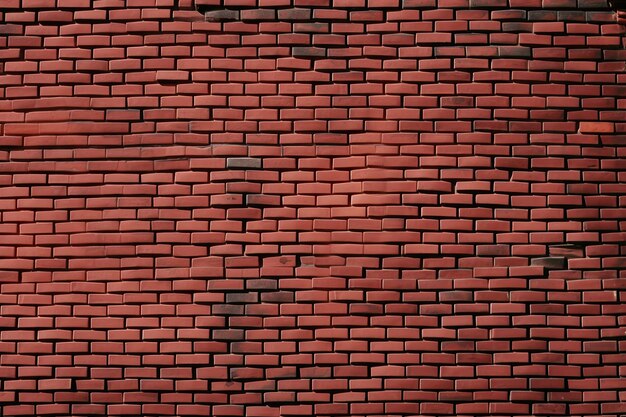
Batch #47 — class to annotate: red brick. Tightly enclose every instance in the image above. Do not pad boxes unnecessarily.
[0,0,623,414]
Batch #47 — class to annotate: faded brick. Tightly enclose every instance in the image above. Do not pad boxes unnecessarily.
[440,291,473,302]
[226,158,262,169]
[213,329,245,340]
[498,46,531,57]
[205,9,240,21]
[246,194,280,206]
[277,8,311,20]
[226,292,259,303]
[531,257,567,270]
[212,304,244,316]
[247,279,278,290]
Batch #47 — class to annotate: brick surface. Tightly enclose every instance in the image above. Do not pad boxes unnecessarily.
[0,0,625,416]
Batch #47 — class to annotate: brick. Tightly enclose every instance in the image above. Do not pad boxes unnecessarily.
[531,256,567,269]
[241,9,275,21]
[579,121,615,133]
[155,71,189,82]
[277,8,312,20]
[470,0,507,7]
[292,47,326,58]
[226,158,262,169]
[205,9,240,21]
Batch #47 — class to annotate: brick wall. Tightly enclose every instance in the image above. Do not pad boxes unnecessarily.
[0,0,625,415]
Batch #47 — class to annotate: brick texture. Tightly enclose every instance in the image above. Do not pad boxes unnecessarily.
[1,0,626,416]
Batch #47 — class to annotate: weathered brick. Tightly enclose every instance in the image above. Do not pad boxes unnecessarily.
[226,157,263,169]
[548,244,585,258]
[240,8,275,21]
[530,256,568,269]
[277,8,312,20]
[0,0,623,414]
[205,9,240,21]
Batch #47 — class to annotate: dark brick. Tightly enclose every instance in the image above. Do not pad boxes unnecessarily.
[583,0,612,9]
[502,22,534,32]
[213,329,245,340]
[531,257,567,269]
[402,0,437,7]
[261,291,294,303]
[349,303,384,315]
[195,0,221,12]
[528,10,558,21]
[476,245,511,256]
[548,244,585,258]
[240,9,276,21]
[470,0,507,7]
[0,24,23,35]
[498,46,532,57]
[557,11,588,21]
[246,194,281,206]
[292,47,327,57]
[226,157,262,169]
[440,291,473,302]
[226,292,259,303]
[492,10,527,20]
[212,304,245,315]
[246,279,278,290]
[293,23,329,33]
[230,368,264,380]
[277,8,312,20]
[205,9,240,21]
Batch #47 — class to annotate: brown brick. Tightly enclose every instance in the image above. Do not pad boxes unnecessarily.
[277,8,312,20]
[531,257,567,270]
[548,244,584,258]
[292,47,326,58]
[226,158,262,169]
[241,9,276,21]
[205,9,240,22]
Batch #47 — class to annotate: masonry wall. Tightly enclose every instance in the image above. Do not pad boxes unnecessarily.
[0,0,625,416]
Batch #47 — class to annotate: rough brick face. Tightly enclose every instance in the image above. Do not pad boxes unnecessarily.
[1,0,626,416]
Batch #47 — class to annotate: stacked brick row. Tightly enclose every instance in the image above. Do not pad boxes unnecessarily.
[0,0,625,415]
